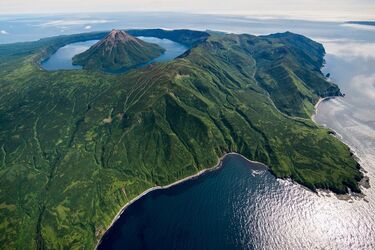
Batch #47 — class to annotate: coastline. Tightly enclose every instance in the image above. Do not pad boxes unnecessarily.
[312,96,361,166]
[311,96,334,123]
[312,96,370,196]
[95,152,268,249]
[96,97,368,248]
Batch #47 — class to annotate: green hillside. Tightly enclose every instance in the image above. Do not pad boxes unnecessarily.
[0,29,362,249]
[72,29,165,72]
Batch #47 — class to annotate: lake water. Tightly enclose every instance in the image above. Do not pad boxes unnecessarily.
[41,40,99,70]
[41,36,188,71]
[138,36,188,64]
[1,13,375,249]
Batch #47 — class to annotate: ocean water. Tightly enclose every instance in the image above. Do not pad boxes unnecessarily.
[98,154,374,249]
[41,36,187,71]
[1,13,374,249]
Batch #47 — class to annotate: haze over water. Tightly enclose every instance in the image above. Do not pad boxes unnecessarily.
[2,13,374,249]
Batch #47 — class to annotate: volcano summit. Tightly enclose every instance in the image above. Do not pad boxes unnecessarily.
[72,29,165,72]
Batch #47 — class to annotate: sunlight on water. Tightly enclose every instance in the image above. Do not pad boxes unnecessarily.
[2,13,374,249]
[96,16,375,250]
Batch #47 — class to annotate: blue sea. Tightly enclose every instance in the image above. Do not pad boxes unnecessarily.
[1,12,374,249]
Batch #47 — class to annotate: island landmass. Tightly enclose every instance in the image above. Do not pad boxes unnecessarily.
[0,28,363,249]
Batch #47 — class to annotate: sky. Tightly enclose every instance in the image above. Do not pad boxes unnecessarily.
[0,0,374,21]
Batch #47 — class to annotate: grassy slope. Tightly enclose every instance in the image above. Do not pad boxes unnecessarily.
[0,30,362,249]
[72,33,165,72]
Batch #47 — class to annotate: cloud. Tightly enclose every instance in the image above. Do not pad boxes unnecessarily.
[352,74,375,101]
[84,25,92,29]
[38,19,111,27]
[314,37,355,43]
[341,23,375,31]
[0,30,9,35]
[321,40,375,61]
[1,0,375,21]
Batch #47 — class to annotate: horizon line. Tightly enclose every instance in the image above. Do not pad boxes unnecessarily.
[0,10,374,23]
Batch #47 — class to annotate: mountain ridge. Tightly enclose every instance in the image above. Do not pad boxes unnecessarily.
[0,29,363,249]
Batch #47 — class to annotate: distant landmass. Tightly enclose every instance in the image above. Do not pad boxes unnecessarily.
[0,28,362,249]
[72,29,165,72]
[347,21,375,26]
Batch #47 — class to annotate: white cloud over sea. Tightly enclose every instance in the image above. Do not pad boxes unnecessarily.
[341,23,375,31]
[38,19,112,27]
[320,40,375,61]
[1,0,374,21]
[352,74,375,101]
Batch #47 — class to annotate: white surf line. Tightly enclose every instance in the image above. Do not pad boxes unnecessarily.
[95,152,268,249]
[312,96,370,196]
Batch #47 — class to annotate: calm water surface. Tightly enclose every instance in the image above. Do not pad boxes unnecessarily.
[138,36,188,64]
[41,40,98,70]
[41,36,187,71]
[1,13,374,249]
[98,154,374,249]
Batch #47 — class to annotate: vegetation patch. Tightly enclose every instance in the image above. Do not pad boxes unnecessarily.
[0,29,361,249]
